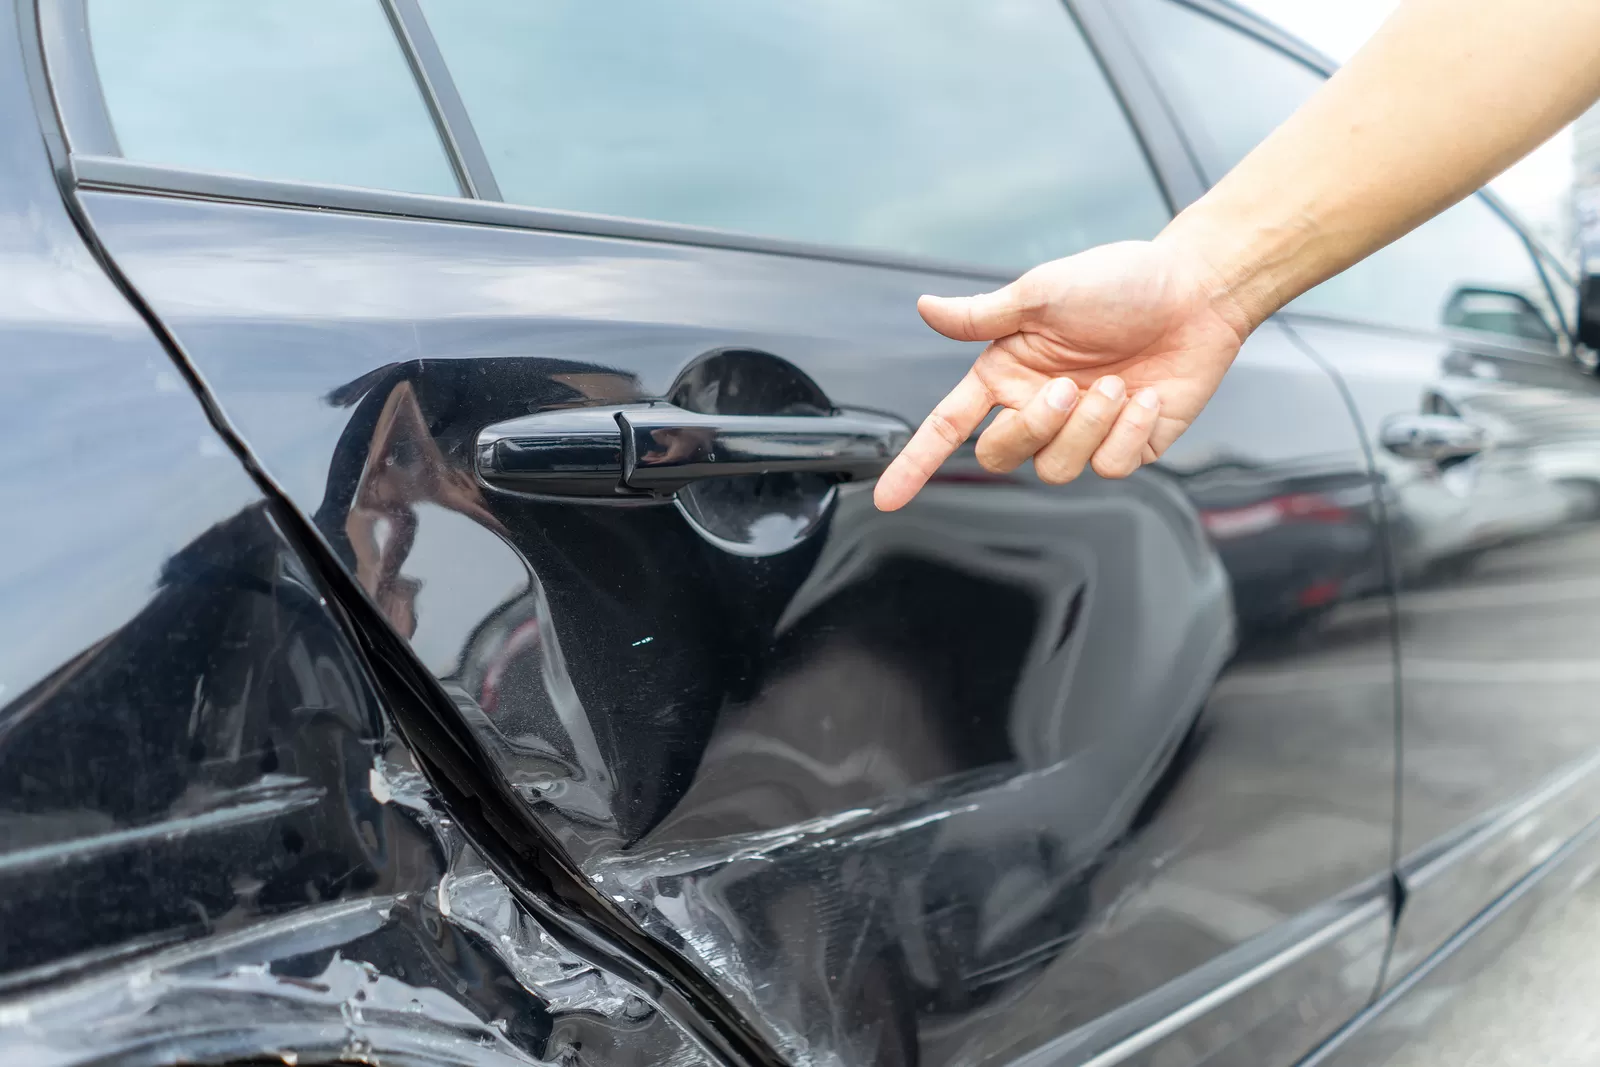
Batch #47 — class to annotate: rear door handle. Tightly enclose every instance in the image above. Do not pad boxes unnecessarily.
[1379,413,1488,462]
[478,403,911,495]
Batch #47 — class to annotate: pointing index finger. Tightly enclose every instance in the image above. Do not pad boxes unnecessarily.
[873,372,993,511]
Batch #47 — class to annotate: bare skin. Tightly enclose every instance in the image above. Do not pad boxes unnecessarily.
[874,0,1600,512]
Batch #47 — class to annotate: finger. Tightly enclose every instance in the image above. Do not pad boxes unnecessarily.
[974,378,1080,473]
[1034,375,1128,485]
[1091,388,1161,479]
[917,283,1031,342]
[874,372,993,511]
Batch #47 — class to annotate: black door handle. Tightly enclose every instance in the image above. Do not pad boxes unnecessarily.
[478,403,911,495]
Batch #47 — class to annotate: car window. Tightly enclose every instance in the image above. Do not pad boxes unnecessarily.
[86,0,460,196]
[1292,196,1560,343]
[416,0,1171,269]
[1124,0,1562,346]
[1122,0,1324,183]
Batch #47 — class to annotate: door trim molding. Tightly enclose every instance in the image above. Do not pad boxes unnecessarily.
[1011,879,1392,1066]
[1302,810,1600,1066]
[376,0,501,201]
[1388,746,1600,983]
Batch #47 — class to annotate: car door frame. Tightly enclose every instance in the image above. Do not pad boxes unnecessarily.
[24,1,1406,1064]
[1101,0,1600,1004]
[35,0,1198,287]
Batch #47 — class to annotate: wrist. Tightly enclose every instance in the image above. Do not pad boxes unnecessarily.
[1155,199,1319,343]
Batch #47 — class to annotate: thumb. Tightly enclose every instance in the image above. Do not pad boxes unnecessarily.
[917,284,1030,342]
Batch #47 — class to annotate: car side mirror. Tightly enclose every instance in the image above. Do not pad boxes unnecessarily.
[1441,286,1556,345]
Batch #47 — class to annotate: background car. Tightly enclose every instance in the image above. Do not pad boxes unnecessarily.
[4,2,1600,1066]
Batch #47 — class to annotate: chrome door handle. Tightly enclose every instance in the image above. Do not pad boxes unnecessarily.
[1379,413,1488,462]
[478,403,911,495]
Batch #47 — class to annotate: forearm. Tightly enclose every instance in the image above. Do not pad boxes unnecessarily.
[1157,0,1600,337]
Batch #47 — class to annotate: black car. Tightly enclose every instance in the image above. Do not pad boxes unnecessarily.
[6,1,1600,1065]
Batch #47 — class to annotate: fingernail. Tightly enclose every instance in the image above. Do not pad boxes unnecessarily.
[1095,376,1126,401]
[1044,378,1078,412]
[1134,387,1159,411]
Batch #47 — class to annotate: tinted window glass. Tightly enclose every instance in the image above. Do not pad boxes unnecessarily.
[1293,196,1558,341]
[1124,0,1324,182]
[418,0,1170,268]
[88,0,459,196]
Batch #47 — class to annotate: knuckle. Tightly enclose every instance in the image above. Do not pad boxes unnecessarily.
[924,412,965,448]
[1091,452,1134,480]
[1073,405,1114,436]
[1010,277,1045,314]
[1024,415,1062,444]
[975,446,1014,474]
[1035,454,1083,485]
[973,427,1015,472]
[1022,410,1060,443]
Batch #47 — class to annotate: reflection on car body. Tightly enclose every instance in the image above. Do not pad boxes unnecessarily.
[6,1,1600,1066]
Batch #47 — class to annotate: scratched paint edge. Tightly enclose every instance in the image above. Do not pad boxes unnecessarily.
[0,780,325,875]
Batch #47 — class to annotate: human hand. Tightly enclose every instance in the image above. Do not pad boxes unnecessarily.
[873,240,1251,511]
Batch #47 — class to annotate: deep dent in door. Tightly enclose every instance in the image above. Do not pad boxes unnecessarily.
[67,186,1394,1067]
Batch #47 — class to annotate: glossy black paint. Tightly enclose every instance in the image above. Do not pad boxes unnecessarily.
[1283,316,1600,982]
[1304,814,1600,1067]
[0,4,751,1064]
[59,154,1396,1067]
[3,503,714,1067]
[478,399,908,497]
[1121,0,1600,1015]
[26,1,1398,1064]
[13,1,1600,1066]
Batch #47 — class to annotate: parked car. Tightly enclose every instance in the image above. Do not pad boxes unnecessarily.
[6,1,1600,1066]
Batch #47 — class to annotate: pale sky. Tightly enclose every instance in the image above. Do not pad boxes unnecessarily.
[1240,0,1575,250]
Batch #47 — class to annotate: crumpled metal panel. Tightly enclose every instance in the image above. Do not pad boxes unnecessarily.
[0,11,716,1047]
[67,176,1400,1065]
[0,501,717,1067]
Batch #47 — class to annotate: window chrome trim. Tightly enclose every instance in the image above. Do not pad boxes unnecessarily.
[69,153,1019,282]
[1158,0,1341,76]
[377,0,500,201]
[35,0,496,201]
[44,0,1178,283]
[34,0,117,155]
[1068,0,1204,212]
